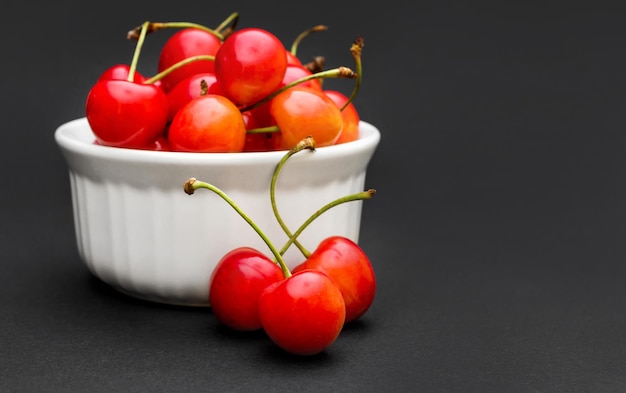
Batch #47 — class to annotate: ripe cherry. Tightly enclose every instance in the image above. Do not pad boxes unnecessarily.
[269,86,343,148]
[324,89,360,144]
[258,269,345,356]
[157,28,222,92]
[97,64,147,83]
[85,79,169,148]
[214,27,288,106]
[165,72,225,122]
[292,236,375,323]
[168,94,246,152]
[209,247,284,331]
[280,64,322,91]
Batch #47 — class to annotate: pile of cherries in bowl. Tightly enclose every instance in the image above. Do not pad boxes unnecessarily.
[85,11,363,154]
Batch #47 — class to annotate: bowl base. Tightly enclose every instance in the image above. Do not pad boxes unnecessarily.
[112,286,211,308]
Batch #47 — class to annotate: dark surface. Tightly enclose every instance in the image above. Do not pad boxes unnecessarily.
[3,1,626,392]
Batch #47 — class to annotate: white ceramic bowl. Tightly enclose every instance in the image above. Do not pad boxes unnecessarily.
[55,117,380,306]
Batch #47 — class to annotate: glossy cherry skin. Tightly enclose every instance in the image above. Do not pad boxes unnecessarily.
[285,51,302,66]
[241,104,283,152]
[209,247,284,331]
[214,27,288,106]
[292,236,375,323]
[269,86,343,148]
[166,72,225,122]
[85,79,169,148]
[258,269,346,356]
[97,64,147,83]
[280,64,322,91]
[157,28,222,92]
[324,90,360,144]
[167,94,246,152]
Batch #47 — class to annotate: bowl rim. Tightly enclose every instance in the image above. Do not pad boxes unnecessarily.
[55,117,381,165]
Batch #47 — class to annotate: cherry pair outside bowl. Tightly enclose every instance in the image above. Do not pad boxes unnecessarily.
[55,117,381,306]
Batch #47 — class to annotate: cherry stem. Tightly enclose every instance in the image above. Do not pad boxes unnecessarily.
[127,21,224,41]
[290,25,328,56]
[143,55,215,84]
[214,11,239,37]
[239,66,356,113]
[279,189,377,257]
[127,21,149,83]
[183,178,292,278]
[343,36,364,111]
[270,137,317,256]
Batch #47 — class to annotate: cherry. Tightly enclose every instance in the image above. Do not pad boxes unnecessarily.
[209,247,284,331]
[241,105,282,152]
[85,21,169,149]
[292,236,375,322]
[168,94,246,152]
[324,89,360,144]
[165,72,225,122]
[157,28,223,92]
[280,64,323,91]
[214,27,288,106]
[269,86,343,148]
[285,51,302,66]
[85,79,169,148]
[258,269,345,356]
[97,64,147,83]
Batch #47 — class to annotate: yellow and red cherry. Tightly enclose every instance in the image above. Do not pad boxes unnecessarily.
[269,86,343,148]
[167,94,246,152]
[214,27,288,106]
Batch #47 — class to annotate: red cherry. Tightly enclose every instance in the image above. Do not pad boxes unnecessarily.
[157,28,222,92]
[241,105,282,152]
[258,269,346,356]
[269,86,343,148]
[85,79,169,148]
[214,27,288,106]
[97,64,147,83]
[285,50,302,66]
[292,236,375,323]
[209,247,284,331]
[167,94,246,152]
[280,64,322,91]
[166,72,225,122]
[324,90,360,144]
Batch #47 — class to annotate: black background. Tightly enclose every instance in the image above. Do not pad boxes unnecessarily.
[3,1,626,392]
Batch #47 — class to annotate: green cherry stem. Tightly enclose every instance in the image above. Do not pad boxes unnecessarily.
[213,11,239,37]
[343,36,364,111]
[239,66,356,113]
[127,21,224,41]
[279,189,377,257]
[290,25,328,56]
[127,21,149,83]
[143,55,215,84]
[270,137,317,256]
[183,178,292,278]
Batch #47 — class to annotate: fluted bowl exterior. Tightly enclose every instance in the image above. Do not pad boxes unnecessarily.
[55,117,380,306]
